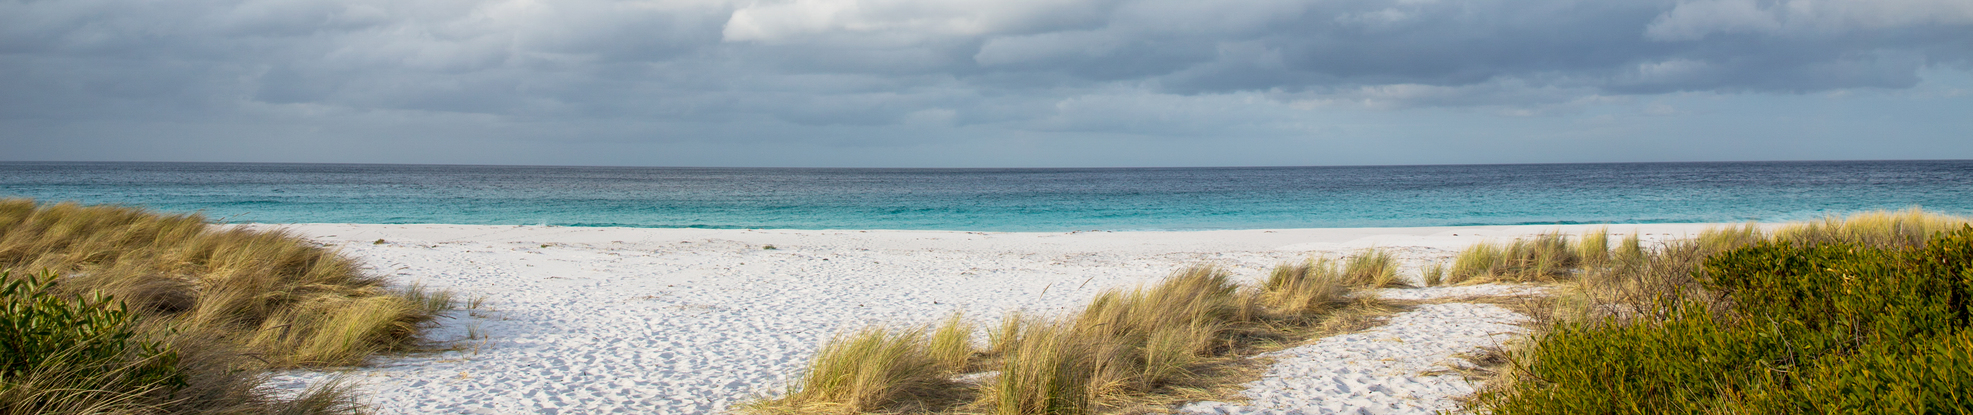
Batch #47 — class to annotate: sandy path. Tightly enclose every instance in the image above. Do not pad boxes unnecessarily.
[1182,302,1528,414]
[258,223,1719,414]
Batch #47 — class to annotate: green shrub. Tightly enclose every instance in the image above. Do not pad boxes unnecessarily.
[1481,304,1777,413]
[1736,329,1973,413]
[1,270,185,412]
[1477,226,1973,414]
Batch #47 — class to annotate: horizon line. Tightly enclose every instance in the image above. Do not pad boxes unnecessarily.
[3,158,1969,171]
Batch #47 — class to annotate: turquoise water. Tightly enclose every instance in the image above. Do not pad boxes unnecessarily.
[2,161,1970,231]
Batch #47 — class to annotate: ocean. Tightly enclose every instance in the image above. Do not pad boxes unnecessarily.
[2,161,1969,231]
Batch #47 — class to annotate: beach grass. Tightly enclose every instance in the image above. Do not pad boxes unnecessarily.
[1445,230,1626,285]
[1,198,453,413]
[1257,259,1350,315]
[1340,249,1404,288]
[0,199,453,367]
[1419,261,1446,287]
[979,264,1365,414]
[747,327,954,414]
[1574,227,1609,268]
[929,312,978,373]
[1467,209,1973,414]
[750,248,1401,414]
[2,270,363,414]
[1772,207,1966,248]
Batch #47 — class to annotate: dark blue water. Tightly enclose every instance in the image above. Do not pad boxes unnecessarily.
[1,161,1969,231]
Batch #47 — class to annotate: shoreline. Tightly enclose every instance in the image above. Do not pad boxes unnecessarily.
[231,220,1781,234]
[256,222,1743,414]
[266,221,1746,251]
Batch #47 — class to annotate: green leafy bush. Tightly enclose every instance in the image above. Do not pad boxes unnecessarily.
[1477,226,1973,414]
[2,270,186,411]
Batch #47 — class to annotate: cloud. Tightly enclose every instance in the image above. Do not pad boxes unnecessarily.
[712,0,1972,111]
[722,0,1115,44]
[1,0,1970,165]
[1646,0,1973,41]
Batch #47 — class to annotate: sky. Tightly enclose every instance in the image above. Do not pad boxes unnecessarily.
[2,0,1971,168]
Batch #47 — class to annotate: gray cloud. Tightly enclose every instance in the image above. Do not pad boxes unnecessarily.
[2,0,1970,166]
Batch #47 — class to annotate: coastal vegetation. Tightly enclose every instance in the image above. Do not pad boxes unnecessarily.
[745,250,1401,414]
[0,198,453,413]
[752,209,1973,414]
[1438,228,1636,285]
[16,195,1964,414]
[1460,209,1973,413]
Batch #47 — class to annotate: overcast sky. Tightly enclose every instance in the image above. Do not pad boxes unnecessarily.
[3,0,1970,167]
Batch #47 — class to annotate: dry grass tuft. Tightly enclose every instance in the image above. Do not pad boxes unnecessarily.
[751,254,1407,415]
[929,312,977,373]
[1691,223,1765,253]
[1575,227,1609,268]
[987,318,1094,414]
[1310,297,1404,335]
[135,325,366,415]
[978,266,1243,413]
[1445,243,1503,285]
[1446,231,1601,285]
[1341,249,1405,288]
[1,198,456,414]
[748,326,960,414]
[1612,233,1644,268]
[1773,207,1969,249]
[1258,259,1350,315]
[1505,233,1580,281]
[750,312,984,414]
[0,199,451,367]
[2,271,364,415]
[1420,261,1447,287]
[988,311,1030,358]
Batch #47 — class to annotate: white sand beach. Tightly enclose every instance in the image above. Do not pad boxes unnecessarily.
[258,223,1726,414]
